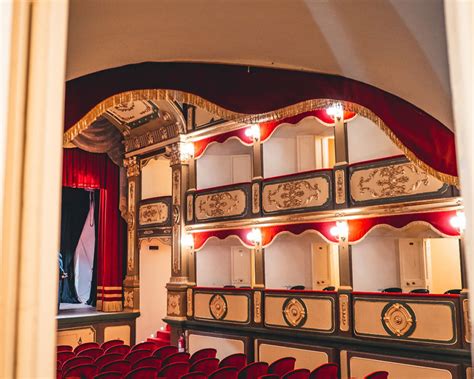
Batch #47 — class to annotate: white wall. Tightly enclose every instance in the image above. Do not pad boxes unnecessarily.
[352,237,401,292]
[141,155,172,199]
[348,116,403,164]
[428,238,462,294]
[137,238,171,342]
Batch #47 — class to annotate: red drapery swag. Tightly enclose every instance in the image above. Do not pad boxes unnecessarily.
[63,149,124,312]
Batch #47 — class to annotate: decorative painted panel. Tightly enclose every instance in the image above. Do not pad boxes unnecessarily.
[138,197,172,228]
[349,157,451,206]
[262,170,332,215]
[57,327,96,348]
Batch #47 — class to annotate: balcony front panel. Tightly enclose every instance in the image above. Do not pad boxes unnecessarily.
[138,196,172,228]
[264,290,336,334]
[352,293,461,347]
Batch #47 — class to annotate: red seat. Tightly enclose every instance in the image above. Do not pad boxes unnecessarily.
[56,368,61,379]
[152,345,178,360]
[125,366,158,379]
[57,351,75,365]
[190,358,219,375]
[283,369,310,379]
[189,348,217,364]
[74,342,100,355]
[78,347,104,360]
[57,345,73,353]
[62,356,94,374]
[125,349,152,364]
[238,362,269,379]
[365,371,389,379]
[105,344,131,357]
[158,362,190,379]
[95,353,123,369]
[259,375,280,379]
[101,340,124,351]
[209,367,238,379]
[132,356,163,371]
[100,360,132,375]
[180,373,207,379]
[219,353,247,370]
[94,372,123,379]
[63,363,98,378]
[131,341,158,352]
[309,363,339,379]
[268,357,296,376]
[162,352,190,367]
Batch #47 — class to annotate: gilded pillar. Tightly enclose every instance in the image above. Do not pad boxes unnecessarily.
[123,156,141,311]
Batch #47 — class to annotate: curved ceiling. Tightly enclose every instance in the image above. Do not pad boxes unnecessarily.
[66,0,453,130]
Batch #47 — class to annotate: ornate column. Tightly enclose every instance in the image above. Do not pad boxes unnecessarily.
[123,156,141,311]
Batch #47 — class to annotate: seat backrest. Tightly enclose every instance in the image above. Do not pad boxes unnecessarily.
[57,351,75,364]
[105,344,131,356]
[190,357,219,375]
[162,352,190,367]
[219,353,247,369]
[268,357,296,376]
[238,362,268,379]
[95,353,123,369]
[209,367,238,379]
[74,342,100,355]
[100,360,132,374]
[259,375,280,379]
[125,366,158,379]
[93,372,122,379]
[100,339,124,351]
[62,356,94,374]
[125,349,152,364]
[158,362,190,379]
[290,285,305,290]
[180,372,207,379]
[57,345,73,353]
[283,368,310,379]
[309,363,339,379]
[132,356,162,370]
[63,363,98,378]
[382,287,402,293]
[131,341,158,352]
[189,348,217,364]
[152,345,178,359]
[77,347,104,360]
[365,371,389,379]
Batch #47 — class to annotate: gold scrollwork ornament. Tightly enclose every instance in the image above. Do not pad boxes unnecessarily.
[209,294,227,320]
[282,298,307,327]
[382,302,416,337]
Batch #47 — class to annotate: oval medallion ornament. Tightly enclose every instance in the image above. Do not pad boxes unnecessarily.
[209,294,228,320]
[282,297,307,327]
[381,302,416,337]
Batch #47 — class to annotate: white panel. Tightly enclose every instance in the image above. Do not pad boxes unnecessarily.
[231,246,251,286]
[231,155,252,183]
[197,155,232,189]
[399,238,428,292]
[263,137,297,178]
[141,157,172,199]
[311,243,332,290]
[297,135,316,172]
[428,238,462,294]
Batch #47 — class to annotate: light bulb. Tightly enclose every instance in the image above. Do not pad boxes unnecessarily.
[326,103,344,119]
[247,228,262,245]
[244,124,260,140]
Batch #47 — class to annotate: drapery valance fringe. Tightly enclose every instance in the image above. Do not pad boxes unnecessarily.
[63,89,458,186]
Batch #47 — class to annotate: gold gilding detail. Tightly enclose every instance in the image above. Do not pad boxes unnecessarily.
[252,183,260,214]
[382,303,414,337]
[124,156,140,177]
[187,288,193,317]
[339,294,349,332]
[167,294,181,316]
[254,291,262,323]
[335,169,346,205]
[195,190,246,220]
[187,194,194,222]
[463,299,471,343]
[283,298,307,327]
[209,294,227,320]
[139,202,169,226]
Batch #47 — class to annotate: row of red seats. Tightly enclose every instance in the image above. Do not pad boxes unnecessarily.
[57,340,388,379]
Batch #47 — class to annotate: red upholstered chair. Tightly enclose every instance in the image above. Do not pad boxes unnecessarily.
[101,340,124,351]
[94,372,123,379]
[57,351,75,366]
[158,362,190,379]
[268,357,296,376]
[78,347,104,360]
[56,367,61,379]
[219,353,247,370]
[189,348,217,364]
[57,345,73,353]
[131,341,159,352]
[105,344,131,357]
[95,353,123,369]
[62,356,94,374]
[100,360,132,375]
[125,349,152,364]
[309,363,339,379]
[152,345,178,360]
[190,357,219,375]
[282,369,310,379]
[238,362,269,379]
[259,375,280,379]
[209,367,239,379]
[365,371,389,379]
[125,367,158,379]
[132,356,163,371]
[180,373,207,379]
[74,342,100,355]
[162,352,191,367]
[63,363,98,378]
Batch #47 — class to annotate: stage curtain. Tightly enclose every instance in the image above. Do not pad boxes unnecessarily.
[62,148,124,312]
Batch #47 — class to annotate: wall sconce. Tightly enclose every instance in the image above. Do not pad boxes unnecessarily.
[244,124,261,141]
[247,228,262,246]
[181,233,194,249]
[180,142,195,162]
[326,103,344,121]
[450,210,466,233]
[330,221,349,242]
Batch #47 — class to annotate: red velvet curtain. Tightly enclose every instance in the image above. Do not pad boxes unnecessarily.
[63,149,124,311]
